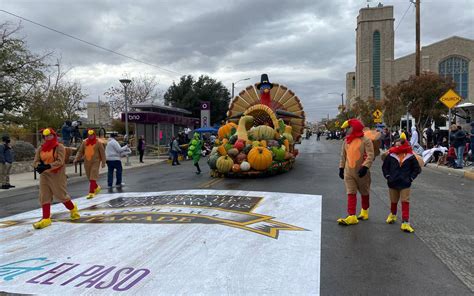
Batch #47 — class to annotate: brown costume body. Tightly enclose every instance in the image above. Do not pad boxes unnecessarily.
[75,140,105,180]
[33,144,70,205]
[339,136,374,195]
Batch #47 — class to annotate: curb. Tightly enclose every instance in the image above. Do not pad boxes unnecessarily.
[464,170,474,181]
[425,163,474,180]
[0,159,167,200]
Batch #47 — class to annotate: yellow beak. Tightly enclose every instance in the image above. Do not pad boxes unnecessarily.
[341,121,349,129]
[42,129,51,136]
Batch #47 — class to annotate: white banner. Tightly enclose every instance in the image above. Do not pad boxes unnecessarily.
[0,190,321,295]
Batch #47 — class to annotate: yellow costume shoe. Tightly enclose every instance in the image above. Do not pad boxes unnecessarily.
[401,222,414,233]
[33,218,52,229]
[337,215,359,225]
[70,204,80,220]
[386,213,397,224]
[357,209,369,220]
[94,185,101,195]
[86,192,96,199]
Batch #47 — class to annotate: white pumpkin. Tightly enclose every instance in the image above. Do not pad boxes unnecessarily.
[240,161,251,172]
[210,147,219,156]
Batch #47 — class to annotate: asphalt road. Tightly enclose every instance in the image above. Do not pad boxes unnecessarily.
[1,137,473,295]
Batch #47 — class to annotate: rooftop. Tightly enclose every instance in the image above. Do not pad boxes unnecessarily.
[131,102,192,115]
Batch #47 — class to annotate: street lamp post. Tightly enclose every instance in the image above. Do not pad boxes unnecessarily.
[328,92,344,108]
[119,78,132,166]
[231,77,251,99]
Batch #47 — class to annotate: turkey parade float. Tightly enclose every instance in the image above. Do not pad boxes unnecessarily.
[208,74,305,177]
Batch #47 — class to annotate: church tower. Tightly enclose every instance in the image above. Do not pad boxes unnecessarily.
[355,4,394,100]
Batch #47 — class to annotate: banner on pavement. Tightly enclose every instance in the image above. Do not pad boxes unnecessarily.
[0,190,322,295]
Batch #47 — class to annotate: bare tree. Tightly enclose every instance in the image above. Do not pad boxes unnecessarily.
[103,74,163,117]
[0,22,50,114]
[19,59,86,130]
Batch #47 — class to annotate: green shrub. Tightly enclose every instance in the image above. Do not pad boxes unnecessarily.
[12,141,36,161]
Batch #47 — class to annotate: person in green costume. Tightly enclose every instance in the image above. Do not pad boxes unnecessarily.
[188,132,203,174]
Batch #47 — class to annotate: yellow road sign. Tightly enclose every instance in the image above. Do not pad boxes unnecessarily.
[373,109,383,119]
[439,89,462,109]
[374,118,382,123]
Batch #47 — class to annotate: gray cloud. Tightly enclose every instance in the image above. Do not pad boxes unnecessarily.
[1,0,473,121]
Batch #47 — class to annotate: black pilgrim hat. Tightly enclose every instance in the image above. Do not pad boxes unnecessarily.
[256,73,273,90]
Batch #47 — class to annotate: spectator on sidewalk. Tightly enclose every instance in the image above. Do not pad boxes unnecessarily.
[452,125,467,169]
[61,121,72,146]
[171,136,181,166]
[74,129,106,199]
[382,135,421,233]
[138,135,145,163]
[410,126,419,146]
[32,128,80,229]
[425,126,434,149]
[470,122,474,156]
[0,135,15,189]
[434,127,442,146]
[105,133,130,189]
[382,128,391,150]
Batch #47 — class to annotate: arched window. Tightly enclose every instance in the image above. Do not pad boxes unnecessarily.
[439,56,469,99]
[352,76,356,89]
[372,31,381,99]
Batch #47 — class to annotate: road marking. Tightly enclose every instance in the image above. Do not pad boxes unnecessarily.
[198,178,223,188]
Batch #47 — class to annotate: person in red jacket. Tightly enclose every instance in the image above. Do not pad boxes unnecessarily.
[382,135,421,233]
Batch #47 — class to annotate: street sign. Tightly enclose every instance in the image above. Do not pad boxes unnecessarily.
[439,89,462,109]
[200,101,210,127]
[374,118,382,123]
[373,109,383,119]
[335,121,340,127]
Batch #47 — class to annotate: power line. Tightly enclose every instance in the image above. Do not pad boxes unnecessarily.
[0,9,184,77]
[395,2,413,32]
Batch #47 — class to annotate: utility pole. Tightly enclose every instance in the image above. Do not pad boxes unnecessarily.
[97,95,101,127]
[415,0,421,76]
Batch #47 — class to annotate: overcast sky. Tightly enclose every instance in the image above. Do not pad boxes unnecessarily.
[1,0,473,121]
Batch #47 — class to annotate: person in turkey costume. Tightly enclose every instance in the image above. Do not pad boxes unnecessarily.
[74,129,106,199]
[337,119,375,225]
[32,128,80,229]
[188,132,203,174]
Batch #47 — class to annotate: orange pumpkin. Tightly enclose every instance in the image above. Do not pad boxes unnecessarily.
[217,145,227,156]
[247,147,272,171]
[232,164,241,173]
[218,122,237,139]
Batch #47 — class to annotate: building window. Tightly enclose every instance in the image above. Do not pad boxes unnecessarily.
[439,56,469,99]
[352,76,355,89]
[372,31,381,99]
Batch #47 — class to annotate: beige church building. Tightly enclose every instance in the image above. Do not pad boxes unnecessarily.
[346,4,474,106]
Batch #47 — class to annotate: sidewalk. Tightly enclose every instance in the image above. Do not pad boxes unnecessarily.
[0,155,168,199]
[425,163,474,180]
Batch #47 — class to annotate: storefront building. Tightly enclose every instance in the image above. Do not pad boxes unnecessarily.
[121,103,199,146]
